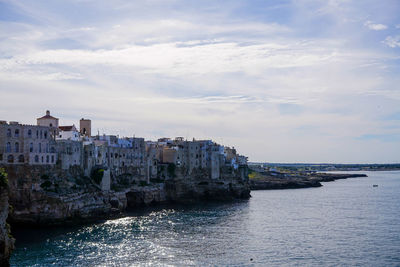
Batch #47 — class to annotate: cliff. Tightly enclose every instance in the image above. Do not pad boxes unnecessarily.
[2,165,126,225]
[1,164,250,226]
[0,179,14,266]
[165,166,250,202]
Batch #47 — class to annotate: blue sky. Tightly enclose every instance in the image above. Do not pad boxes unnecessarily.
[0,0,399,163]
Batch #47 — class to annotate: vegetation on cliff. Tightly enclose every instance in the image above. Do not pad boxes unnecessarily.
[90,168,104,185]
[0,168,8,189]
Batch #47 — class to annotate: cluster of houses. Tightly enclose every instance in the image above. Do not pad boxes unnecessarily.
[0,111,248,181]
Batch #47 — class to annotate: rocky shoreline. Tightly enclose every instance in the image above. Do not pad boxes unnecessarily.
[1,165,250,227]
[250,171,367,190]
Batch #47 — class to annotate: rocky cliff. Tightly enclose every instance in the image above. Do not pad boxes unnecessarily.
[0,186,14,266]
[1,164,250,226]
[2,165,127,225]
[165,166,250,202]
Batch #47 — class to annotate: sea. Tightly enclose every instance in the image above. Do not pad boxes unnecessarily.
[10,171,400,266]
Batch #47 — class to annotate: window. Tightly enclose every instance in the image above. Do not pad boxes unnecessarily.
[36,130,39,138]
[44,131,47,139]
[50,147,55,153]
[51,155,54,163]
[40,130,43,139]
[46,155,49,163]
[0,154,2,161]
[7,129,11,137]
[18,155,24,163]
[41,156,44,163]
[14,142,19,153]
[30,143,33,152]
[15,129,19,137]
[39,143,42,153]
[49,123,53,127]
[6,142,11,152]
[7,155,14,163]
[34,155,39,163]
[28,129,32,137]
[46,143,49,153]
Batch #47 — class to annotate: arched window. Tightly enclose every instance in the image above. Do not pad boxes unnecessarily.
[6,142,11,152]
[46,143,49,153]
[46,155,49,163]
[40,130,43,139]
[15,129,19,137]
[44,131,47,139]
[30,143,33,152]
[39,143,42,153]
[36,130,39,138]
[18,155,24,163]
[7,155,14,163]
[28,129,32,137]
[15,142,19,153]
[7,129,11,137]
[34,155,39,163]
[41,156,44,163]
[51,155,54,163]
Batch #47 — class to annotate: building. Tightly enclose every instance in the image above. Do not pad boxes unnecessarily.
[80,118,91,137]
[1,111,248,183]
[0,121,57,165]
[37,110,59,139]
[57,125,80,141]
[56,140,82,169]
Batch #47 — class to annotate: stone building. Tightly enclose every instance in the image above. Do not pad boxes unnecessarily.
[145,142,158,180]
[80,118,91,137]
[0,121,57,165]
[56,140,82,170]
[37,110,59,139]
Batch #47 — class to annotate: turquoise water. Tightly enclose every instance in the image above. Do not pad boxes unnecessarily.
[10,171,400,266]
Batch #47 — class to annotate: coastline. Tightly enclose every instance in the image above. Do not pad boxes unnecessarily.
[249,171,367,190]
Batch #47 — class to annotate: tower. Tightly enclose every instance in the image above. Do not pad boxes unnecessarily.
[80,118,91,137]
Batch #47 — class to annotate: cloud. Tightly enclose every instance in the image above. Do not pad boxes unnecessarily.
[383,35,400,48]
[0,0,400,163]
[364,21,388,31]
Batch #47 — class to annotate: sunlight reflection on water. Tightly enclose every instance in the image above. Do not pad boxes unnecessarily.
[10,171,400,266]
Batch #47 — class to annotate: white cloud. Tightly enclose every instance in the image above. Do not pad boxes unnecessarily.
[364,21,388,31]
[383,35,400,48]
[1,0,399,163]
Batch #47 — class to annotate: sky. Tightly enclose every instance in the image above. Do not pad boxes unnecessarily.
[0,0,399,163]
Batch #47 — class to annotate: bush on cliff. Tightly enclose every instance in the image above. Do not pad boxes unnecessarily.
[167,163,177,178]
[0,168,8,189]
[91,168,104,185]
[40,180,52,189]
